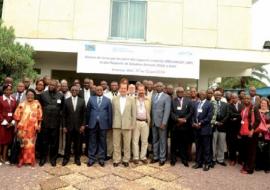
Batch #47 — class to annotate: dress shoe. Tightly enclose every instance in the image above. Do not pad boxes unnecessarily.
[265,170,270,174]
[87,161,94,167]
[105,156,112,161]
[99,161,105,167]
[75,160,81,166]
[217,161,227,166]
[170,160,176,166]
[113,163,119,167]
[141,159,148,164]
[123,162,129,167]
[150,159,159,164]
[182,161,189,167]
[50,160,57,167]
[203,164,210,171]
[192,164,202,169]
[159,161,165,166]
[39,159,46,167]
[62,159,69,166]
[210,161,216,168]
[133,160,139,165]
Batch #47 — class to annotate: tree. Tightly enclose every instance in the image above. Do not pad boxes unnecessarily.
[0,21,37,83]
[251,65,270,84]
[219,76,267,89]
[0,0,3,19]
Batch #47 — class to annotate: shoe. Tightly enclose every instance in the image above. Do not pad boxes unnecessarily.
[170,160,176,166]
[17,162,23,168]
[105,156,112,161]
[217,161,227,166]
[113,163,119,167]
[264,170,270,174]
[133,160,139,165]
[229,161,236,166]
[150,159,158,164]
[39,159,46,167]
[62,159,69,166]
[4,161,10,165]
[159,161,165,166]
[123,162,129,167]
[141,159,148,164]
[75,160,81,166]
[50,160,57,167]
[192,164,202,169]
[182,161,189,167]
[87,161,94,167]
[210,161,216,168]
[203,164,210,171]
[99,161,105,167]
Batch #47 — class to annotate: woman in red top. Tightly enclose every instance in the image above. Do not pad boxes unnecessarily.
[0,84,17,165]
[240,95,260,174]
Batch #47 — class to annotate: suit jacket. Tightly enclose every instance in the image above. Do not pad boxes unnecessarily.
[63,96,86,132]
[112,96,136,130]
[40,91,65,128]
[171,97,194,130]
[0,96,16,126]
[151,92,171,127]
[228,102,244,132]
[192,99,213,136]
[12,92,26,105]
[134,96,151,127]
[211,100,229,132]
[86,95,112,130]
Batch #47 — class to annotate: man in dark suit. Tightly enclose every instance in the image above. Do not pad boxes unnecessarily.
[78,78,95,156]
[62,85,86,166]
[86,86,112,167]
[39,79,65,167]
[227,93,243,165]
[151,82,171,166]
[170,87,194,167]
[211,90,229,166]
[192,90,213,171]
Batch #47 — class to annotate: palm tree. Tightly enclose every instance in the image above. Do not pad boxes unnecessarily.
[251,65,270,84]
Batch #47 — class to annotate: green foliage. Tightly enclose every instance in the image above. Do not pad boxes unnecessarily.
[252,66,270,83]
[220,76,267,89]
[0,21,37,83]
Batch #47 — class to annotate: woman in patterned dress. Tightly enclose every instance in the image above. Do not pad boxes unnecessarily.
[14,89,42,167]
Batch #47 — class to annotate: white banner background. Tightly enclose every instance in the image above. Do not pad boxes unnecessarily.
[77,42,200,79]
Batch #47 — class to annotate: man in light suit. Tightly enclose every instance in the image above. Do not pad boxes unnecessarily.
[112,83,136,167]
[151,82,171,166]
[12,82,26,106]
[62,85,86,166]
[192,90,213,171]
[86,86,112,167]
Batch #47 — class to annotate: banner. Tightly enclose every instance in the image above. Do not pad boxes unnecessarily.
[77,42,200,79]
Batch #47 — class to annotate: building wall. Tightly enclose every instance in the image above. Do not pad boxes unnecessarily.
[2,0,252,50]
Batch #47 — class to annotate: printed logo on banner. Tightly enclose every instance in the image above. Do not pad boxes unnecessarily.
[85,44,96,51]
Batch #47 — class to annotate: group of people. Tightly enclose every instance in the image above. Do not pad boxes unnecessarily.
[0,76,269,175]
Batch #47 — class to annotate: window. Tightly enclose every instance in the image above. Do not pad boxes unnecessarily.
[110,0,147,40]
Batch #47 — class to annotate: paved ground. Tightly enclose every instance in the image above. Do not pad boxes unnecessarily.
[0,156,270,190]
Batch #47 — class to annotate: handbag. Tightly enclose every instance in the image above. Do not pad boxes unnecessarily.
[10,135,21,164]
[255,112,268,134]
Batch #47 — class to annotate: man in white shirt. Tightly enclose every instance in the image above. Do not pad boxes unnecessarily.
[112,83,136,167]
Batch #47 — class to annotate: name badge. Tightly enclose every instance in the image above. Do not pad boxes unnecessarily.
[8,113,13,117]
[241,121,244,125]
[198,109,203,113]
[177,106,182,110]
[57,99,61,104]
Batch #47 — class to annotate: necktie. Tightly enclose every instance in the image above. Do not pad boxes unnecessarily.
[97,97,102,107]
[217,101,221,117]
[154,93,159,103]
[17,93,21,104]
[235,103,238,111]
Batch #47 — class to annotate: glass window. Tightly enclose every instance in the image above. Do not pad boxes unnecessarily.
[110,0,147,40]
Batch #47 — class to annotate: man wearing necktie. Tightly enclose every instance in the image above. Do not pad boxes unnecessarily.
[227,93,243,166]
[151,82,171,166]
[86,86,112,167]
[62,85,86,166]
[211,90,229,167]
[12,82,26,106]
[192,90,213,171]
[112,83,136,167]
[170,87,194,167]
